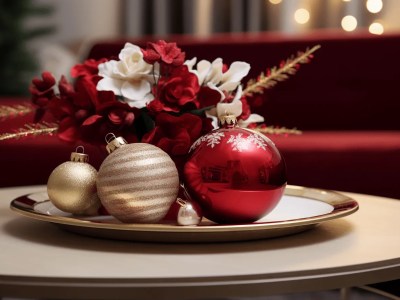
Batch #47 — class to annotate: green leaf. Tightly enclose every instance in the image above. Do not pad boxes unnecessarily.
[135,109,155,140]
[188,105,214,117]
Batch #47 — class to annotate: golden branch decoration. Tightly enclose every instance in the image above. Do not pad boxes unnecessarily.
[0,103,34,120]
[243,45,321,97]
[0,122,59,141]
[253,125,302,136]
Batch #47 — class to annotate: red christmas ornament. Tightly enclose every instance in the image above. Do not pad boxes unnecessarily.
[183,114,287,224]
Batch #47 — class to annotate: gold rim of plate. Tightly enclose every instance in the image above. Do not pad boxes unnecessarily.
[9,185,359,242]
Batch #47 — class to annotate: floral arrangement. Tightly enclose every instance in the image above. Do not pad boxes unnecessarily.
[2,40,319,169]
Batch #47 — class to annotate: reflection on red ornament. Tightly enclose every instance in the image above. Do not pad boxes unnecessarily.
[183,115,287,224]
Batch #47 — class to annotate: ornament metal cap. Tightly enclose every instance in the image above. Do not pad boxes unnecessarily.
[219,113,238,127]
[70,146,89,163]
[105,133,127,154]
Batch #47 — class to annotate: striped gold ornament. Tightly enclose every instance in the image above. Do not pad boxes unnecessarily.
[97,137,179,223]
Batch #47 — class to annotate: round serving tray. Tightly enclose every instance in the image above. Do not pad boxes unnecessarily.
[10,185,358,243]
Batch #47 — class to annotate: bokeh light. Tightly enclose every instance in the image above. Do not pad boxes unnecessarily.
[366,0,383,13]
[341,15,358,31]
[369,22,384,34]
[294,8,310,24]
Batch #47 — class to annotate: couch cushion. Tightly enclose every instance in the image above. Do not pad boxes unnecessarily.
[269,131,400,198]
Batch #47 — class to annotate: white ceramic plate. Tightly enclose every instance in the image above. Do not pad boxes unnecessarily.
[10,185,358,243]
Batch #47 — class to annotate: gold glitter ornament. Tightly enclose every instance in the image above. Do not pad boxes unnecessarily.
[47,146,100,215]
[97,134,179,223]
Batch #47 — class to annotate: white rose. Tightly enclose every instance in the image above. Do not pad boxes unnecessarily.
[97,43,155,108]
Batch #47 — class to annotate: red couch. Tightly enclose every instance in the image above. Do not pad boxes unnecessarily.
[1,30,400,199]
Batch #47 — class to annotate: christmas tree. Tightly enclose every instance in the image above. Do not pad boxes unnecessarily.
[0,0,54,96]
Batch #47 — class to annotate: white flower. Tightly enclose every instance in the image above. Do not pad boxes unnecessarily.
[187,57,257,128]
[206,86,264,129]
[97,43,155,108]
[185,58,250,95]
[238,112,265,128]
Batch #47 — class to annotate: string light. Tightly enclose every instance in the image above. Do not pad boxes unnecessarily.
[341,15,357,31]
[267,0,385,34]
[369,22,384,34]
[294,8,310,24]
[366,0,383,13]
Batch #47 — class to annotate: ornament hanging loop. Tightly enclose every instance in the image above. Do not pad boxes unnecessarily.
[75,145,85,154]
[70,145,89,162]
[105,132,128,154]
[105,133,116,144]
[176,198,187,207]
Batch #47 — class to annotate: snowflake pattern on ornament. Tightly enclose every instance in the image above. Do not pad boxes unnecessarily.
[189,132,226,152]
[227,133,268,152]
[227,133,248,151]
[248,133,268,150]
[205,132,225,148]
[190,131,268,153]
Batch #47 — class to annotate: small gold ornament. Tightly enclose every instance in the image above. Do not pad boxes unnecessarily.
[97,134,179,223]
[47,146,100,215]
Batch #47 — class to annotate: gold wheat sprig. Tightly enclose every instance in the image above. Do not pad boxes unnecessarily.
[0,122,59,141]
[253,125,302,136]
[243,45,321,97]
[0,103,34,120]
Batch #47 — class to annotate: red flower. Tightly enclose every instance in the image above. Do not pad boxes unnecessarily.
[142,113,199,155]
[30,72,56,103]
[46,77,81,142]
[30,72,57,121]
[73,76,103,110]
[81,96,140,144]
[142,40,185,66]
[58,76,75,99]
[142,113,213,174]
[47,95,79,143]
[71,58,107,83]
[47,75,118,143]
[147,66,200,113]
[196,86,223,109]
[57,116,81,143]
[239,97,251,121]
